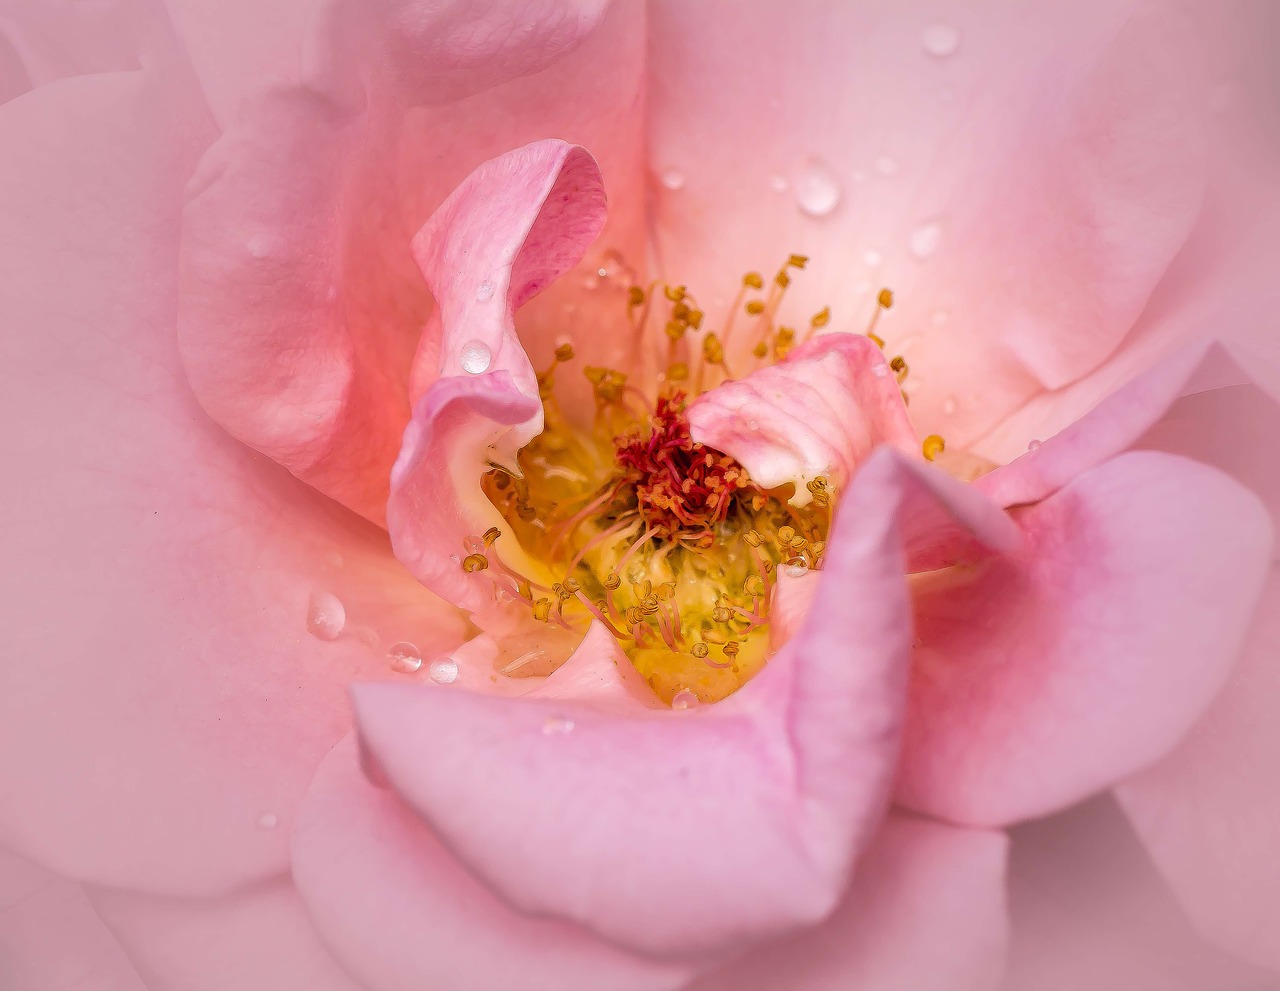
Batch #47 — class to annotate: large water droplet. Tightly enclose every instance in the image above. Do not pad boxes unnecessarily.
[475,280,495,302]
[306,591,345,641]
[921,23,960,58]
[429,656,459,685]
[660,167,685,191]
[460,339,492,374]
[875,155,898,177]
[1027,439,1043,452]
[257,812,279,830]
[671,689,699,710]
[909,221,943,259]
[794,159,842,217]
[542,715,575,736]
[388,641,423,674]
[785,561,810,579]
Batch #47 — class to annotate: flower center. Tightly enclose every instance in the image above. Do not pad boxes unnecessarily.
[460,255,917,705]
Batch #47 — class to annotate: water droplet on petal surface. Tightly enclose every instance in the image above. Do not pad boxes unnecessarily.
[863,248,884,268]
[660,167,685,190]
[921,23,960,58]
[460,339,492,374]
[428,656,459,685]
[671,690,699,710]
[785,561,810,578]
[306,592,345,641]
[1028,439,1043,452]
[794,159,842,217]
[388,641,423,674]
[257,812,279,830]
[542,715,575,735]
[909,221,943,259]
[475,280,495,302]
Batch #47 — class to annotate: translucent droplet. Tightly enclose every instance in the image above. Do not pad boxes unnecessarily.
[747,419,760,431]
[542,715,575,735]
[306,591,345,641]
[795,159,842,218]
[768,173,789,193]
[863,248,884,268]
[475,280,495,302]
[875,155,898,177]
[660,167,685,191]
[930,309,950,327]
[428,656,459,685]
[921,23,960,58]
[257,812,279,830]
[1028,439,1043,452]
[388,641,423,674]
[909,221,943,259]
[785,561,810,578]
[671,689,699,710]
[942,396,957,415]
[460,339,492,374]
[872,363,889,378]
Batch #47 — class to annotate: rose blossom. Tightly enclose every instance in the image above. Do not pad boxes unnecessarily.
[1,1,1278,990]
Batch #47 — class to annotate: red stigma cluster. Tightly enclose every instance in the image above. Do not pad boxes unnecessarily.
[613,392,754,543]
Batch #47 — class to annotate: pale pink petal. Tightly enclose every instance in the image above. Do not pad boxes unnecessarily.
[648,2,1207,444]
[88,877,362,991]
[688,814,1009,991]
[292,734,693,991]
[897,451,1273,826]
[0,64,465,894]
[356,449,1018,958]
[0,0,155,87]
[178,3,644,524]
[688,334,918,504]
[1004,796,1279,990]
[1115,568,1280,971]
[0,850,146,991]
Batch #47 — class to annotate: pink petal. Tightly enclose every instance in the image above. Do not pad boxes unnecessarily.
[292,734,693,991]
[0,850,145,991]
[356,448,1018,958]
[387,141,607,611]
[0,64,465,894]
[687,814,1009,991]
[897,451,1273,826]
[0,0,153,88]
[88,877,362,991]
[687,334,918,504]
[1115,568,1280,970]
[648,2,1207,444]
[178,3,644,524]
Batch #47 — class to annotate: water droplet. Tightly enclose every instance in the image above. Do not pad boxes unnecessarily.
[930,309,950,327]
[1028,439,1043,452]
[747,419,759,431]
[921,23,960,58]
[306,591,345,641]
[863,249,884,268]
[909,221,943,259]
[428,656,459,685]
[660,167,685,191]
[388,641,423,674]
[794,159,842,217]
[257,812,278,830]
[460,339,492,374]
[875,155,898,177]
[942,396,957,415]
[671,690,699,710]
[768,173,789,194]
[542,715,575,735]
[872,363,889,378]
[247,232,286,259]
[785,562,809,578]
[475,280,495,302]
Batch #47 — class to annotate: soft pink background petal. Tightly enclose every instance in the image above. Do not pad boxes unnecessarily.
[1115,567,1280,971]
[648,1,1206,445]
[0,849,146,991]
[89,876,363,991]
[292,734,693,991]
[0,61,465,895]
[897,451,1273,826]
[687,815,1009,991]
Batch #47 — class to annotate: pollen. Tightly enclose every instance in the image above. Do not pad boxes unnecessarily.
[469,254,899,706]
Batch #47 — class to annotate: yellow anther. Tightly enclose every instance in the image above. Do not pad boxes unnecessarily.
[890,355,908,382]
[603,573,622,591]
[745,300,765,315]
[554,343,576,363]
[777,327,796,344]
[563,576,581,593]
[667,362,689,381]
[666,319,687,342]
[585,365,627,401]
[877,288,894,309]
[789,535,808,549]
[658,581,677,600]
[744,574,766,596]
[671,302,690,321]
[723,641,741,658]
[692,643,710,658]
[811,306,830,328]
[744,529,763,547]
[626,605,647,626]
[532,597,553,622]
[712,605,733,623]
[777,525,796,544]
[482,526,501,546]
[702,629,727,645]
[868,332,885,348]
[743,272,764,289]
[923,434,946,461]
[752,341,769,358]
[462,553,488,573]
[687,309,704,330]
[702,333,725,365]
[788,254,809,268]
[664,284,687,302]
[775,270,791,289]
[517,578,533,601]
[627,285,645,308]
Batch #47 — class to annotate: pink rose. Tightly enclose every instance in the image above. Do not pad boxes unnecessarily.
[2,2,1278,989]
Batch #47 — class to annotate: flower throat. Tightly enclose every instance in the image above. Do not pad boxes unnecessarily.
[460,255,912,705]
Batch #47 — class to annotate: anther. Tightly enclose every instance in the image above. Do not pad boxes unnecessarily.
[532,598,553,622]
[462,553,488,573]
[777,525,796,544]
[692,643,710,658]
[744,575,766,596]
[562,577,581,593]
[877,288,894,309]
[922,434,946,461]
[775,270,791,289]
[702,629,727,645]
[811,306,830,328]
[743,272,764,289]
[664,284,687,302]
[723,641,741,658]
[745,300,765,315]
[712,605,733,623]
[744,529,763,548]
[890,355,908,382]
[702,333,725,365]
[627,285,645,308]
[752,341,768,358]
[554,343,576,363]
[603,573,622,591]
[482,526,501,546]
[788,254,809,268]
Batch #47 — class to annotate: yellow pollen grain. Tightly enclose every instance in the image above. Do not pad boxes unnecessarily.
[923,434,946,461]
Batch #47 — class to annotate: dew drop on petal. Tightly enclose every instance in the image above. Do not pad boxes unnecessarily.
[921,23,960,58]
[872,362,889,378]
[542,715,575,735]
[909,221,943,259]
[795,159,842,217]
[660,167,685,191]
[671,689,699,710]
[1028,439,1043,452]
[460,339,492,374]
[475,280,495,302]
[428,655,459,685]
[257,812,279,830]
[306,591,345,641]
[747,419,759,431]
[863,248,884,268]
[875,155,898,177]
[388,641,423,674]
[785,561,810,578]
